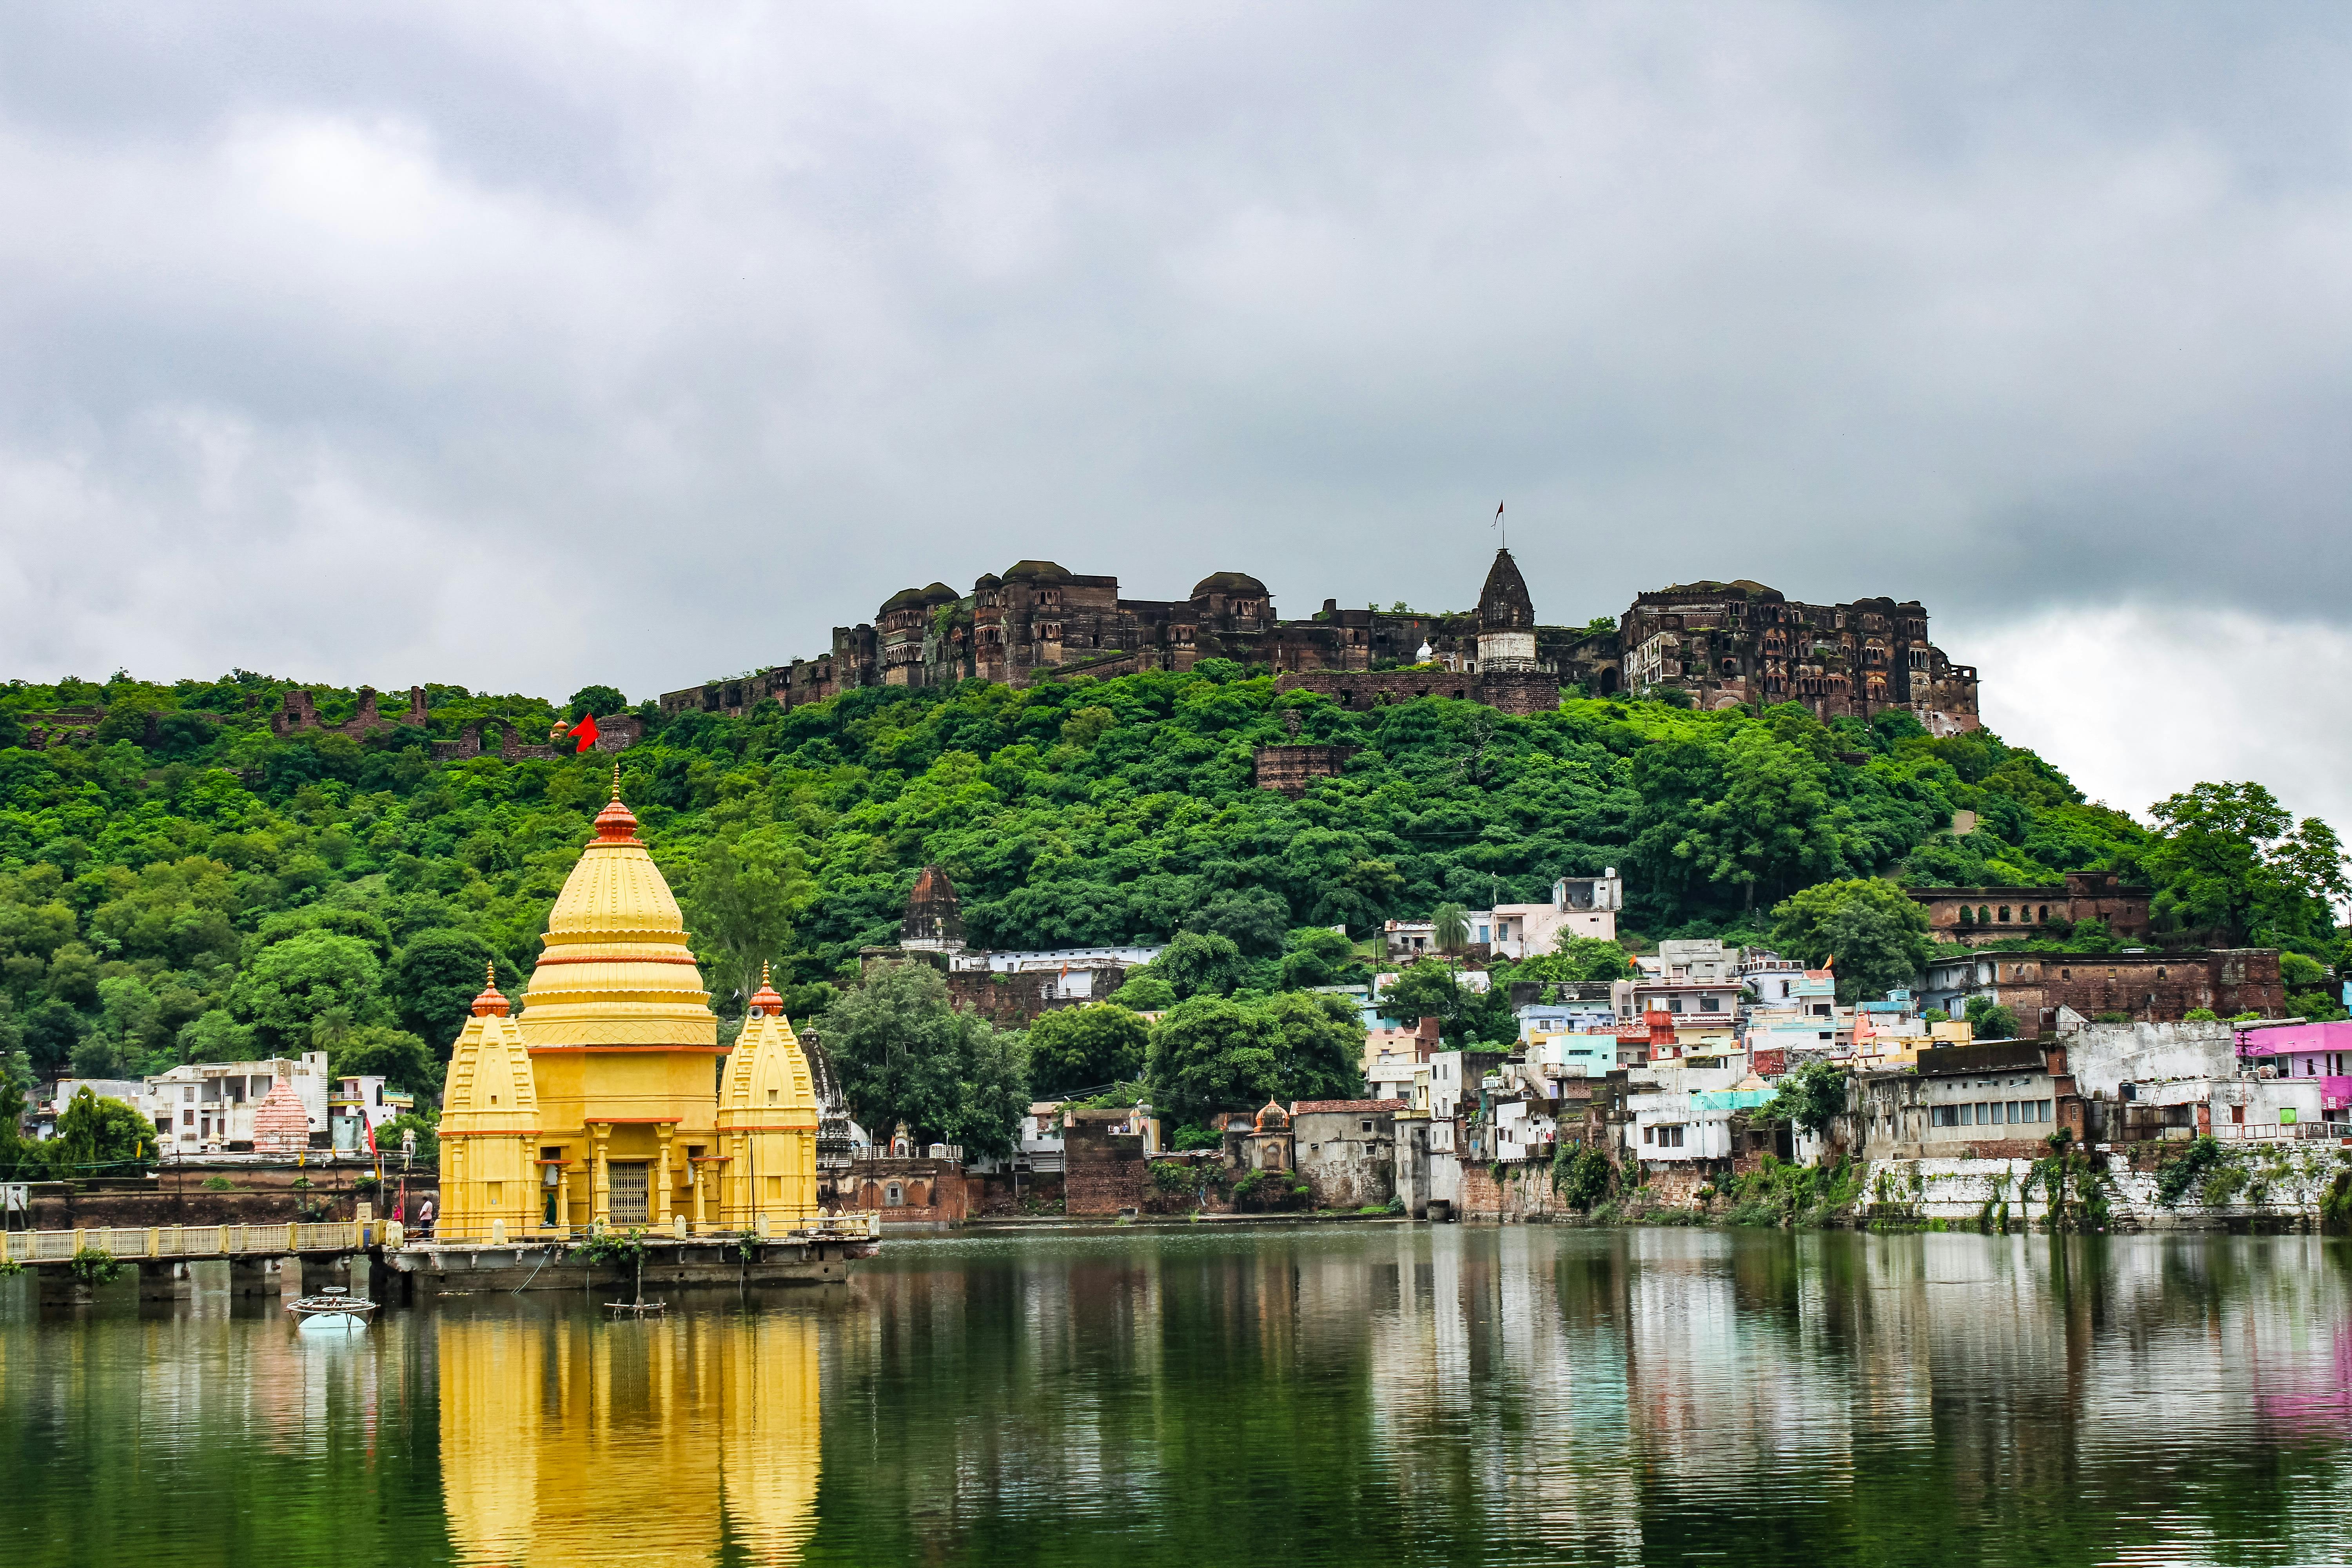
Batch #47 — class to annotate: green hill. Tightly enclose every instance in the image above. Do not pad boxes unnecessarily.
[0,662,2342,1106]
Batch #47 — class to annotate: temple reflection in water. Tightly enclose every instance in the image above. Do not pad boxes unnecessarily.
[438,1305,819,1566]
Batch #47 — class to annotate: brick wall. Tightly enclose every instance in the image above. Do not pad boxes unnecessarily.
[1987,950,2285,1031]
[1253,744,1360,794]
[20,1167,428,1230]
[1273,670,1563,717]
[943,967,1129,1027]
[825,1158,969,1225]
[1063,1116,1151,1215]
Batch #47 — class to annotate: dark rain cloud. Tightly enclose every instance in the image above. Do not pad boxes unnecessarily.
[2,2,2349,719]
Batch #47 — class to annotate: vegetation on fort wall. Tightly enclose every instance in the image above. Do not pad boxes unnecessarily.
[0,662,2343,1138]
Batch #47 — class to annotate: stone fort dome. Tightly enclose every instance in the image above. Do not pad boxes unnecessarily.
[1000,560,1072,584]
[1190,571,1268,600]
[517,778,717,1049]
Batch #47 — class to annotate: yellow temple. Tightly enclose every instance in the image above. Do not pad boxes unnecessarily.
[436,778,822,1240]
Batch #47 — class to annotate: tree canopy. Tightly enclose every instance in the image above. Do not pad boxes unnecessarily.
[1769,878,1938,1004]
[815,962,1028,1156]
[0,663,2340,1135]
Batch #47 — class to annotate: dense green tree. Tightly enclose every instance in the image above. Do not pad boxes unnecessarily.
[328,1024,437,1095]
[1025,1004,1149,1098]
[1180,887,1291,954]
[1517,933,1633,984]
[175,1009,252,1063]
[0,661,2341,1156]
[0,1079,34,1178]
[568,685,629,720]
[1769,1058,1849,1138]
[1107,972,1178,1012]
[20,998,82,1078]
[47,1084,153,1177]
[387,930,514,1051]
[1144,991,1363,1123]
[227,930,389,1054]
[682,827,812,1011]
[817,962,1028,1154]
[1963,996,2021,1042]
[1151,931,1248,1001]
[1770,879,1937,1003]
[2145,781,2348,946]
[1277,926,1360,990]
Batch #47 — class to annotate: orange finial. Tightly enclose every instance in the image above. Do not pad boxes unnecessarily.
[592,771,639,843]
[470,963,510,1018]
[748,960,784,1020]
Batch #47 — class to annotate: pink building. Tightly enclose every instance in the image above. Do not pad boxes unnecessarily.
[2236,1020,2352,1115]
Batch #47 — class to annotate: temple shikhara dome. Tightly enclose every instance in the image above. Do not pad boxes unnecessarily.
[436,773,820,1241]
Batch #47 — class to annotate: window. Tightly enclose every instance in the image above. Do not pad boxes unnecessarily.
[1998,906,2011,923]
[1477,925,1490,944]
[2037,1100,2052,1122]
[885,1183,904,1206]
[1701,996,1721,1012]
[1360,1120,1373,1132]
[2005,1101,2021,1124]
[2038,906,2049,923]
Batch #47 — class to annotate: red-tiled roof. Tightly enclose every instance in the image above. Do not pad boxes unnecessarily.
[1290,1099,1408,1115]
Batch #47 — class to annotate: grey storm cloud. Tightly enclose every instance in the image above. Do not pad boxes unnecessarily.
[3,0,2350,713]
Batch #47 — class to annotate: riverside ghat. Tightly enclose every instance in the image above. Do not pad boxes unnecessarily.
[399,773,878,1295]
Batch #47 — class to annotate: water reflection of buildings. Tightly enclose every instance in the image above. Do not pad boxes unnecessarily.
[438,1307,819,1566]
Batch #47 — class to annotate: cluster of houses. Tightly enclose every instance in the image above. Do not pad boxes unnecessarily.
[33,1052,416,1162]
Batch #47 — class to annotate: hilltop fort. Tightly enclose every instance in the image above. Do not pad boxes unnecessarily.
[662,550,1980,734]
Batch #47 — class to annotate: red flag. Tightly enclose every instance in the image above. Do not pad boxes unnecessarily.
[572,712,601,753]
[362,1115,378,1156]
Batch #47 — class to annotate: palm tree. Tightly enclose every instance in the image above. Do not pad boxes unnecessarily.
[1432,903,1470,971]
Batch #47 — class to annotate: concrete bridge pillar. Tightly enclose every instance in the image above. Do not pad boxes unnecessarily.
[299,1254,354,1295]
[137,1259,194,1302]
[227,1255,292,1298]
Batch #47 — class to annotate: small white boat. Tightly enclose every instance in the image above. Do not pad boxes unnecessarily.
[289,1287,375,1331]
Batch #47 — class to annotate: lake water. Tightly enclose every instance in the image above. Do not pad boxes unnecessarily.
[5,1225,2351,1566]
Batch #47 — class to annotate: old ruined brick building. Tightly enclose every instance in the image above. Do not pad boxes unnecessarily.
[1614,580,1980,733]
[658,546,1981,733]
[1921,948,2284,1034]
[1910,870,2154,948]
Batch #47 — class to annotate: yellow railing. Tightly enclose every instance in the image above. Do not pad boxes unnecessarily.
[0,1222,367,1264]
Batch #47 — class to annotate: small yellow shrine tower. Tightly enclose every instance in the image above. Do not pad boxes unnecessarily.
[714,964,822,1232]
[437,966,539,1241]
[435,774,822,1240]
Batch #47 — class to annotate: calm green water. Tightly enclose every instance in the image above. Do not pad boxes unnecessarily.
[4,1226,2351,1566]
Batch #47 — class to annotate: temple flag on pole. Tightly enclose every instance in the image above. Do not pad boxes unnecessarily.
[572,712,601,753]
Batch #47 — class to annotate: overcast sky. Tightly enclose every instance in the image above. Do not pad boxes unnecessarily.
[2,4,2347,831]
